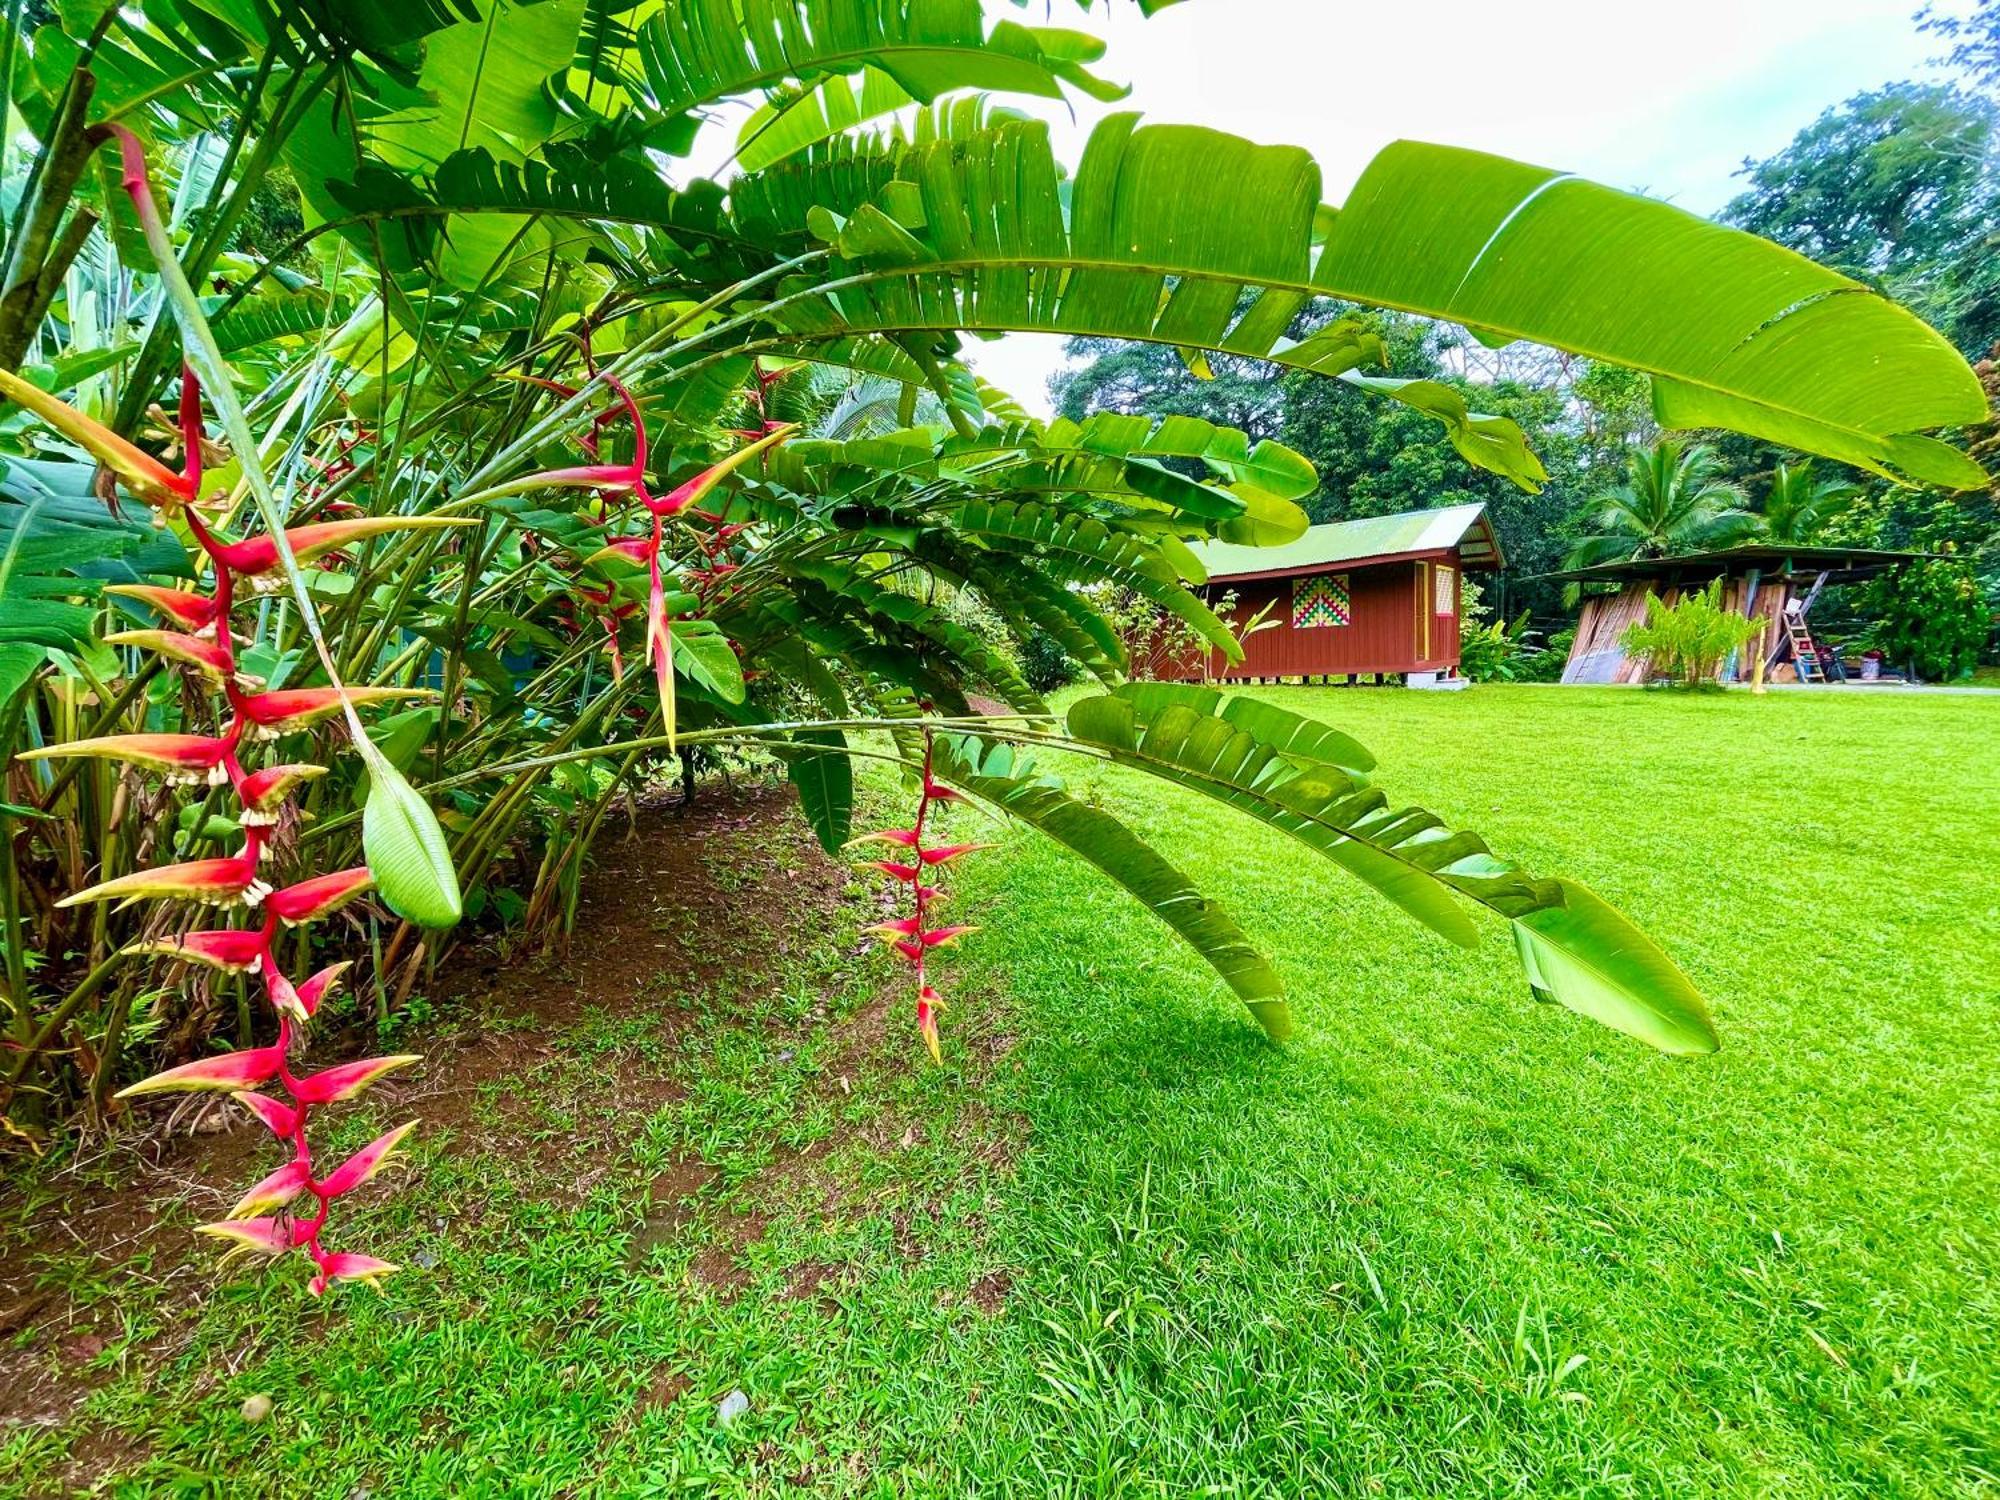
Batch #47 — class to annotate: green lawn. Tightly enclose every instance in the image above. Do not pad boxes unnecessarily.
[5,685,1996,1496]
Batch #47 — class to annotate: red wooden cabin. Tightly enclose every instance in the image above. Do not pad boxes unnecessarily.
[1171,504,1503,685]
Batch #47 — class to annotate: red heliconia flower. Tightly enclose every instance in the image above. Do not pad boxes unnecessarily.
[319,1121,417,1198]
[917,985,944,1064]
[294,960,353,1018]
[57,842,271,910]
[307,1252,398,1297]
[103,584,222,634]
[234,686,432,738]
[229,1160,312,1219]
[103,628,236,682]
[287,1054,421,1105]
[238,763,327,824]
[267,867,373,925]
[59,130,425,1302]
[129,928,271,974]
[203,517,475,591]
[233,1089,299,1140]
[14,731,235,785]
[197,1217,315,1260]
[853,731,981,1063]
[116,1042,286,1096]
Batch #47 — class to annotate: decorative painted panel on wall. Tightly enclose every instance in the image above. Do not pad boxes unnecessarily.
[1292,574,1351,629]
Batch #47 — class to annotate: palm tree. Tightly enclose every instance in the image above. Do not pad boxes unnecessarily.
[1749,460,1861,543]
[1562,439,1759,573]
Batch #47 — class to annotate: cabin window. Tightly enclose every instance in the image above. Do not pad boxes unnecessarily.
[1434,565,1456,616]
[1292,574,1351,629]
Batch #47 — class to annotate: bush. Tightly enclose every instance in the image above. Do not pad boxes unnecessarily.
[1516,627,1575,683]
[1020,634,1077,693]
[1860,559,1992,682]
[1619,580,1765,689]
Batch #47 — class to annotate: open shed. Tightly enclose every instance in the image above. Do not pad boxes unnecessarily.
[1170,503,1504,685]
[1549,544,1931,685]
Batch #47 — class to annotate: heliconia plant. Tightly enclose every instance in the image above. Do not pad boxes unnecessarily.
[852,729,987,1062]
[487,350,794,744]
[13,361,432,1293]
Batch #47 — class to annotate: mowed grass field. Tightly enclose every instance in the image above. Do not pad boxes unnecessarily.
[4,685,1995,1497]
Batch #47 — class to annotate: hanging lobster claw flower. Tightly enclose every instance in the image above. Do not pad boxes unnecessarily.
[127,928,270,974]
[868,915,927,940]
[232,1089,298,1140]
[228,1160,311,1219]
[919,842,992,866]
[307,1252,398,1297]
[920,779,965,804]
[848,828,922,850]
[103,629,235,683]
[235,686,433,738]
[294,960,353,1018]
[14,732,233,785]
[238,763,327,823]
[58,844,270,910]
[263,969,310,1027]
[103,584,221,634]
[115,1041,285,1097]
[867,860,924,883]
[197,1217,311,1260]
[320,1121,417,1198]
[207,518,477,592]
[267,867,373,925]
[645,423,796,518]
[288,1054,421,1105]
[917,985,944,1064]
[582,535,654,570]
[0,366,193,508]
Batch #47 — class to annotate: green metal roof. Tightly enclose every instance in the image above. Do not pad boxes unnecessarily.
[1190,503,1501,580]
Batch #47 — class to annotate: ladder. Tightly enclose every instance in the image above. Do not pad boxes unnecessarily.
[1785,614,1826,682]
[1765,570,1831,684]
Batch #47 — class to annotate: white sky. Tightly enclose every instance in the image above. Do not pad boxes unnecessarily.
[962,0,1963,415]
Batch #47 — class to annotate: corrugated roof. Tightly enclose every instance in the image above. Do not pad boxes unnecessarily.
[1191,503,1500,581]
[1539,543,1934,583]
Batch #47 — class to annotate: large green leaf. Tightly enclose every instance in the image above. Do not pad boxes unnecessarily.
[727,116,1986,490]
[934,735,1290,1040]
[1064,689,1719,1056]
[638,0,1125,124]
[784,727,854,853]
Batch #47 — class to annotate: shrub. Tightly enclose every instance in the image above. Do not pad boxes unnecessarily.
[1019,634,1077,694]
[1860,559,1992,681]
[1619,580,1765,689]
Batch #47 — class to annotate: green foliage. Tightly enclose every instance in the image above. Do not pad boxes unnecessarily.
[1017,632,1075,694]
[1561,439,1757,575]
[1723,83,2000,358]
[1618,580,1766,690]
[1,0,1987,1128]
[1860,558,1992,680]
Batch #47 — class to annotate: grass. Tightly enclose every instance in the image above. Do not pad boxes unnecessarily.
[4,684,1997,1496]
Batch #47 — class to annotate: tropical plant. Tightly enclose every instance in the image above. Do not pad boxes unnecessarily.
[1561,439,1759,574]
[1750,460,1861,544]
[1457,581,1537,683]
[1618,580,1767,689]
[0,0,1989,1296]
[1860,558,1991,680]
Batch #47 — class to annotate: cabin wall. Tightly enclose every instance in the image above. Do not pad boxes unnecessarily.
[1157,559,1461,680]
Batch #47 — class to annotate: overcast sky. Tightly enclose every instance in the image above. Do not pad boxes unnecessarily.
[951,0,1963,414]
